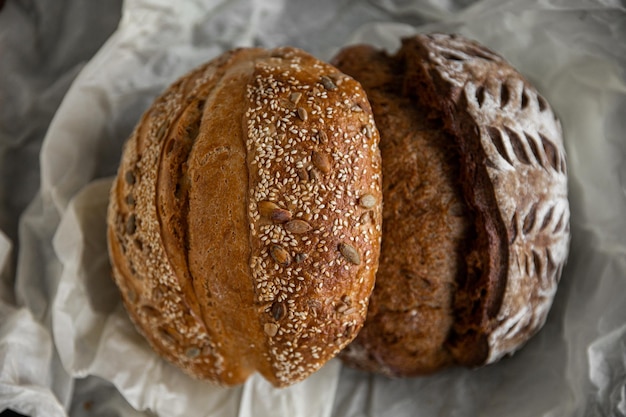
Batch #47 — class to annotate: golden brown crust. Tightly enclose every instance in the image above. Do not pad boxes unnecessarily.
[107,47,382,387]
[243,48,382,385]
[333,34,569,376]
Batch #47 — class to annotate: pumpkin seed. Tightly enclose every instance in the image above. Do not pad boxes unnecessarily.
[270,245,291,266]
[258,201,292,223]
[285,219,312,234]
[297,107,308,121]
[294,253,308,263]
[297,168,309,181]
[339,243,360,265]
[271,302,286,321]
[320,75,337,91]
[312,151,331,174]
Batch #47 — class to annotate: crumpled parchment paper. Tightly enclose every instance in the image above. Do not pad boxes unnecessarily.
[1,0,625,416]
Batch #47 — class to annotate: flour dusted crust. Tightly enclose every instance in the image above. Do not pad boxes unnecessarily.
[107,47,382,387]
[333,33,569,375]
[412,34,569,363]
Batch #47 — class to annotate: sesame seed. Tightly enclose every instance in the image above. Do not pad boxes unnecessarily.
[363,124,373,139]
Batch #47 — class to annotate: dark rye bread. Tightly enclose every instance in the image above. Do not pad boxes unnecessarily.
[333,34,570,376]
[107,47,383,387]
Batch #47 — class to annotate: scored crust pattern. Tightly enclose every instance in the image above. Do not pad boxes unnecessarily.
[107,55,232,382]
[412,34,570,362]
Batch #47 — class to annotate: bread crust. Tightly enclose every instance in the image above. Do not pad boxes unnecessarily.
[107,47,383,387]
[333,34,569,375]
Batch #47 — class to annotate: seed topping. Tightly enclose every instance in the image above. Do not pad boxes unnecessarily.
[289,92,302,104]
[271,302,286,321]
[336,303,349,313]
[285,219,312,234]
[259,201,292,223]
[351,104,363,112]
[311,151,331,174]
[264,322,279,337]
[308,168,320,182]
[242,49,382,385]
[185,347,200,358]
[363,124,373,139]
[339,242,361,265]
[359,193,376,209]
[320,75,338,91]
[294,253,308,263]
[271,208,292,223]
[270,245,291,267]
[297,168,309,182]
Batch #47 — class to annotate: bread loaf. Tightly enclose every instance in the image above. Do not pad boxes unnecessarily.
[333,34,570,376]
[107,47,383,387]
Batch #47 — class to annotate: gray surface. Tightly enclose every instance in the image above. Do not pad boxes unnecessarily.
[0,1,124,415]
[0,0,122,278]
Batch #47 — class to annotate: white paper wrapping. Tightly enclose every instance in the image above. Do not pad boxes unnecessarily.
[2,0,626,416]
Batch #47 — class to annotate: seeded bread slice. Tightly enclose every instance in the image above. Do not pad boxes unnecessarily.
[107,47,383,387]
[333,33,569,376]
